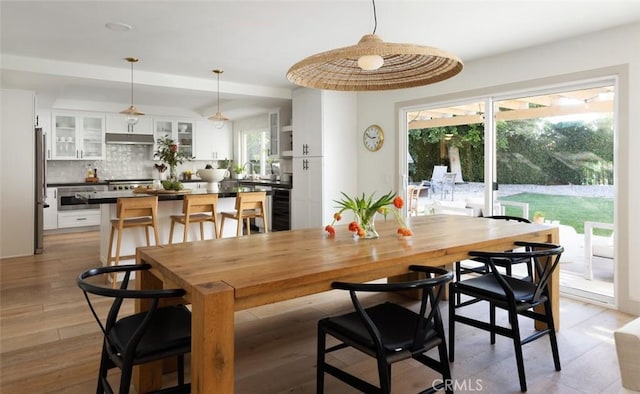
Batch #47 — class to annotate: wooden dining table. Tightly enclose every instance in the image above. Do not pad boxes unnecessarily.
[134,214,559,393]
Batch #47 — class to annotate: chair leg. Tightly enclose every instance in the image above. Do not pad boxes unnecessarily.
[96,344,112,394]
[437,340,453,394]
[455,262,462,306]
[544,300,562,371]
[509,311,527,392]
[220,216,226,237]
[490,302,496,344]
[182,219,190,243]
[199,222,205,240]
[317,325,326,394]
[106,225,116,285]
[377,358,391,393]
[245,218,251,235]
[119,360,134,394]
[169,220,176,244]
[144,225,151,246]
[448,282,456,362]
[113,226,124,289]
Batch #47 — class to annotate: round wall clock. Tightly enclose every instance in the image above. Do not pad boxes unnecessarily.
[363,124,384,152]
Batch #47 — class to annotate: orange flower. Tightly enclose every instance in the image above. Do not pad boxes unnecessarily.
[393,196,404,209]
[357,228,365,237]
[333,213,342,221]
[348,221,360,232]
[397,227,413,237]
[325,225,336,236]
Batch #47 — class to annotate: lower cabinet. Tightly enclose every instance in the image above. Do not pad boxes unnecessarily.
[57,210,101,228]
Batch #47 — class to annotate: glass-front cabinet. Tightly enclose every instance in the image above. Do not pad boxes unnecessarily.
[51,112,105,160]
[153,119,194,160]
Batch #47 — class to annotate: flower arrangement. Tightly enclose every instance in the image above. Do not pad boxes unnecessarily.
[154,136,191,190]
[325,191,413,238]
[155,136,191,170]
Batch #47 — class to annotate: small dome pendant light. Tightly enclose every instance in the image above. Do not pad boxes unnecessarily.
[287,0,463,91]
[209,69,229,129]
[120,57,144,125]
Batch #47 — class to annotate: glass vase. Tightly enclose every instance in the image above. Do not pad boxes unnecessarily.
[169,165,178,182]
[358,213,379,239]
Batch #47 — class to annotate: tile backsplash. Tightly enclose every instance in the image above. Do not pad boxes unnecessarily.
[47,144,214,182]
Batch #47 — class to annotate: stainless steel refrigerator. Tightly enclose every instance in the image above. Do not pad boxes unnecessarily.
[34,126,47,254]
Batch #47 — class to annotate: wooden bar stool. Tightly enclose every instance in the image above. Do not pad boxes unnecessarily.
[220,191,268,236]
[106,196,160,287]
[169,194,220,244]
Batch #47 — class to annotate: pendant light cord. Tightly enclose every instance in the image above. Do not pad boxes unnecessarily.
[371,0,378,34]
[130,61,134,106]
[217,73,221,112]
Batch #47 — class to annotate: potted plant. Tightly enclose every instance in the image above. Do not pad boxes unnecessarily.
[533,211,545,224]
[232,163,245,179]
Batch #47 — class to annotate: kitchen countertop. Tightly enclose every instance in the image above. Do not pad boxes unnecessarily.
[48,178,292,189]
[75,184,273,205]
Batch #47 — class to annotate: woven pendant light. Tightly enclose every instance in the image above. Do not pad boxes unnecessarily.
[209,69,229,129]
[120,57,144,124]
[286,1,463,91]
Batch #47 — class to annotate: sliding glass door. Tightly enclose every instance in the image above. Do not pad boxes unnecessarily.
[404,79,616,305]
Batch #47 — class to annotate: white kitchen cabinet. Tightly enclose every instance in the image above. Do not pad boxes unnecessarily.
[269,111,279,157]
[57,209,100,228]
[292,157,323,229]
[193,120,232,161]
[51,112,105,160]
[291,88,357,229]
[292,89,323,158]
[43,187,58,230]
[105,114,153,134]
[153,119,195,159]
[280,125,293,158]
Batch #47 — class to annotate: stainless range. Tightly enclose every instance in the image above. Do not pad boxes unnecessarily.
[108,179,154,191]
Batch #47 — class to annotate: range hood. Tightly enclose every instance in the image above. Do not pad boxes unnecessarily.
[105,133,155,145]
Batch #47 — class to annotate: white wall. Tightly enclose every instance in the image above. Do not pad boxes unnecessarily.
[356,22,640,315]
[1,89,35,258]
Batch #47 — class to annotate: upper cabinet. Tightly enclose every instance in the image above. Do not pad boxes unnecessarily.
[51,112,105,160]
[194,120,232,161]
[280,125,293,158]
[292,88,323,157]
[153,119,195,159]
[105,114,153,135]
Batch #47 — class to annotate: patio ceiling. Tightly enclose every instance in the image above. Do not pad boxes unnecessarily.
[407,86,614,129]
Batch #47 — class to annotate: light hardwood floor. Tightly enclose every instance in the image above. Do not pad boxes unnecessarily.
[0,231,635,393]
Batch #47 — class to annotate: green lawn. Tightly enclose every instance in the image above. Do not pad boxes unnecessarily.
[499,192,613,235]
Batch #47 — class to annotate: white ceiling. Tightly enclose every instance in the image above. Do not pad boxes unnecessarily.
[2,1,640,120]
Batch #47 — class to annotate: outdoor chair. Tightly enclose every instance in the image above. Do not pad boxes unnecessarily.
[317,266,454,394]
[428,165,448,198]
[408,180,428,216]
[77,264,191,394]
[449,242,564,392]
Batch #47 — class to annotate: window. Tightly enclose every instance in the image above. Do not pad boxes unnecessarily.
[239,128,269,177]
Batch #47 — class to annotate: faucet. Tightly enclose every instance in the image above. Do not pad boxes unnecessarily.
[243,161,255,178]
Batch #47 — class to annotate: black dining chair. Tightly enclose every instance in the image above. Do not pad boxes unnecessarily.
[455,215,534,307]
[77,264,191,394]
[317,266,454,394]
[449,242,564,392]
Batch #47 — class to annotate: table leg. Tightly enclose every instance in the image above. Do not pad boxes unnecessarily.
[535,227,560,331]
[134,265,164,392]
[191,281,235,394]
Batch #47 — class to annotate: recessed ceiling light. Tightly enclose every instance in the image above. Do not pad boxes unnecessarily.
[105,22,132,32]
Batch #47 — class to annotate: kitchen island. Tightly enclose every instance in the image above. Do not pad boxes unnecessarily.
[76,184,273,265]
